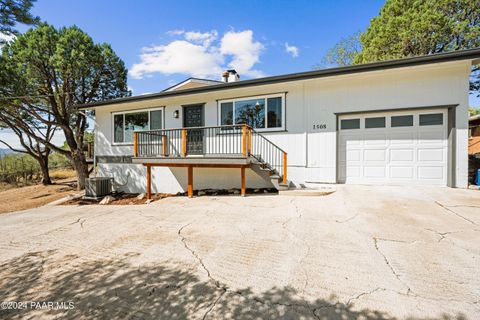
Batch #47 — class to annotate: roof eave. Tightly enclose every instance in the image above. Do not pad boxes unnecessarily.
[78,48,480,109]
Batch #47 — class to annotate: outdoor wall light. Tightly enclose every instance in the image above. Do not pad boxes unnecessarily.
[173,110,179,118]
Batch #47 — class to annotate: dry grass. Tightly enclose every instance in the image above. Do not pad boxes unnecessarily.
[50,169,77,180]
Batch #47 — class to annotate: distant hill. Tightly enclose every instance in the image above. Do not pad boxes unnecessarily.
[0,148,15,156]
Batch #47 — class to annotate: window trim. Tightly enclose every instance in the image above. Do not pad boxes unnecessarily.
[364,116,386,129]
[419,112,444,126]
[217,93,286,132]
[340,118,361,130]
[111,107,165,145]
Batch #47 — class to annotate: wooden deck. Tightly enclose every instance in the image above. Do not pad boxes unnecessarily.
[133,124,287,199]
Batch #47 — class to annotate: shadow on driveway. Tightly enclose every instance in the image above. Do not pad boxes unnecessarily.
[0,251,469,320]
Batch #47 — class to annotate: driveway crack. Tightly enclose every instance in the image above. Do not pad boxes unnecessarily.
[424,228,456,242]
[202,290,226,320]
[435,201,478,226]
[373,237,412,295]
[346,287,385,306]
[336,213,359,224]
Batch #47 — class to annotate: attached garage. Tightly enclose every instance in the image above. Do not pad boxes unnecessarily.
[338,109,449,186]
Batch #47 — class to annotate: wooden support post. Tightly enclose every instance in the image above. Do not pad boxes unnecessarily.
[187,166,193,198]
[182,129,187,157]
[133,132,138,157]
[240,166,246,197]
[283,153,288,184]
[162,135,168,156]
[242,125,247,156]
[146,165,152,199]
[247,128,252,155]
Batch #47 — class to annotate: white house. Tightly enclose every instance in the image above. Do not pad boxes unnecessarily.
[79,49,480,197]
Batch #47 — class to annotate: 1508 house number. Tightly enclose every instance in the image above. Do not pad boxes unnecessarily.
[312,124,327,130]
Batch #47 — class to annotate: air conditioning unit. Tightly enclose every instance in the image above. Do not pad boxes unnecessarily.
[85,177,112,199]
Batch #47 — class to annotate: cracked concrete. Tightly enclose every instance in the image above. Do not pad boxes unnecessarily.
[373,237,412,295]
[0,184,479,319]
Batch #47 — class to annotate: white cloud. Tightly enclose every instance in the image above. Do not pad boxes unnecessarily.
[184,30,218,47]
[220,30,265,78]
[166,29,184,36]
[284,42,299,58]
[130,29,265,80]
[130,40,223,79]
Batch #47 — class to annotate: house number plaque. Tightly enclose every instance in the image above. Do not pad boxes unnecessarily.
[312,124,327,130]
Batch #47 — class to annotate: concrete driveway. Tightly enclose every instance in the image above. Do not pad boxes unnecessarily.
[0,185,479,319]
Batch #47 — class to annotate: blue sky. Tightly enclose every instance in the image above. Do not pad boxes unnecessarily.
[30,0,388,94]
[2,0,479,149]
[23,0,480,105]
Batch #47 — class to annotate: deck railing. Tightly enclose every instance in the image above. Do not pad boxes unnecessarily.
[134,124,287,183]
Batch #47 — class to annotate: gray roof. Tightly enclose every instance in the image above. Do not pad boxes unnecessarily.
[78,48,480,109]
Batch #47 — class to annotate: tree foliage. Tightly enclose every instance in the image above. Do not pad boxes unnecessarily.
[321,32,362,67]
[0,0,39,36]
[355,0,480,63]
[321,0,480,96]
[0,23,130,188]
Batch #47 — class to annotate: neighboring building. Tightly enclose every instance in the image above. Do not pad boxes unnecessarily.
[79,49,480,196]
[470,114,480,137]
[469,114,480,184]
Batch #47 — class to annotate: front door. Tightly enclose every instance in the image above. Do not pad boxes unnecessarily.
[183,104,204,155]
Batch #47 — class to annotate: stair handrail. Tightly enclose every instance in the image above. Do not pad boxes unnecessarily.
[247,126,288,184]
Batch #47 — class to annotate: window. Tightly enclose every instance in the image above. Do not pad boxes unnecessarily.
[220,102,233,125]
[420,113,443,126]
[113,108,164,143]
[340,119,360,130]
[365,117,386,129]
[267,97,282,128]
[391,115,413,127]
[219,94,285,130]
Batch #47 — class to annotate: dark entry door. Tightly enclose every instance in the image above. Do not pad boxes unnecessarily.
[183,104,204,155]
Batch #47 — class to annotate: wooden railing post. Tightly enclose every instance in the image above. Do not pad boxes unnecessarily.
[242,125,247,156]
[133,132,138,157]
[181,129,187,157]
[283,152,287,184]
[162,135,168,156]
[247,128,252,155]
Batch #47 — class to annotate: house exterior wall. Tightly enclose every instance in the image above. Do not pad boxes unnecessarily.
[93,60,471,193]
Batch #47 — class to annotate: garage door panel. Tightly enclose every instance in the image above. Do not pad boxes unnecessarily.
[363,149,386,161]
[390,149,414,162]
[418,130,446,143]
[390,132,415,144]
[364,133,387,145]
[418,166,444,180]
[364,166,386,178]
[418,148,444,162]
[390,166,415,179]
[346,166,361,178]
[338,109,447,186]
[346,149,361,161]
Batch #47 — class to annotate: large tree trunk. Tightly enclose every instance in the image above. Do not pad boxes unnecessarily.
[71,150,89,190]
[38,154,52,185]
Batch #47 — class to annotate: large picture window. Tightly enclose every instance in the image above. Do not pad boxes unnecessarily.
[219,94,285,131]
[113,108,164,144]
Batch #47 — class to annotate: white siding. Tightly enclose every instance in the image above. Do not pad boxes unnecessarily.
[93,60,471,193]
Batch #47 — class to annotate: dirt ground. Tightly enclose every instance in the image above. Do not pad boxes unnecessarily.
[0,179,77,214]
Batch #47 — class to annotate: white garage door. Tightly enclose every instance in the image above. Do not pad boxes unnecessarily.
[338,109,448,185]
